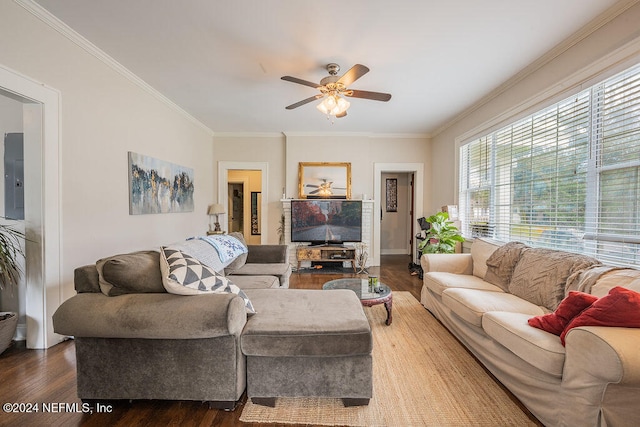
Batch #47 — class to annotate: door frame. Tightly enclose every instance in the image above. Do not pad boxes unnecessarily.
[218,161,268,243]
[373,163,424,266]
[0,64,62,349]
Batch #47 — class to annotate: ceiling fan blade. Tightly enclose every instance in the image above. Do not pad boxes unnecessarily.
[285,94,323,110]
[281,76,321,89]
[309,189,321,194]
[346,90,392,102]
[338,64,369,86]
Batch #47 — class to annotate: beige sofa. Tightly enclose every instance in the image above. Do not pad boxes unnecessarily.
[420,238,640,427]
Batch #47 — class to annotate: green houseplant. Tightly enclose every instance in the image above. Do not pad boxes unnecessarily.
[418,212,465,254]
[0,221,26,354]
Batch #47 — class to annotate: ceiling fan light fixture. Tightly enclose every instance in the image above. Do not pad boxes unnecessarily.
[317,94,350,117]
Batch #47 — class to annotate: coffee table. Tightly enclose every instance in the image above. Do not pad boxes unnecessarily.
[323,278,393,325]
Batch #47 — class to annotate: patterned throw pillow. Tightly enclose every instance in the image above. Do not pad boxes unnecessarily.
[160,247,255,314]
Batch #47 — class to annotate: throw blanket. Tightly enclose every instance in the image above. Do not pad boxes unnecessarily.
[198,235,248,263]
[568,265,630,295]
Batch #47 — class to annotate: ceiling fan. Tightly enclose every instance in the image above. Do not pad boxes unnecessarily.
[306,178,346,196]
[281,63,392,118]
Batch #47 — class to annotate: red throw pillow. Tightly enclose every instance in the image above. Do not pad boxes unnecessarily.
[528,291,598,336]
[560,286,640,345]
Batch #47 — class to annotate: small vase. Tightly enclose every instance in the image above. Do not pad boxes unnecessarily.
[0,312,18,355]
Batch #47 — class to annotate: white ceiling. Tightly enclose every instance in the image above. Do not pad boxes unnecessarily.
[34,0,622,135]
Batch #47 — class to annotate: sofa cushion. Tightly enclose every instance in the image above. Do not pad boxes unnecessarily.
[74,265,101,293]
[442,288,545,327]
[241,289,371,357]
[229,274,280,289]
[96,250,165,296]
[528,291,598,336]
[424,272,504,297]
[225,232,249,273]
[561,286,640,345]
[470,238,500,279]
[160,247,255,314]
[509,248,601,311]
[228,262,291,283]
[483,312,566,377]
[484,241,528,291]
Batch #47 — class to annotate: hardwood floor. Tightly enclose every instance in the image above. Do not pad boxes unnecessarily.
[0,255,520,426]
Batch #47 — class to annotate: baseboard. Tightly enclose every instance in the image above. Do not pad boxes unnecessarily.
[15,323,26,341]
[380,249,410,255]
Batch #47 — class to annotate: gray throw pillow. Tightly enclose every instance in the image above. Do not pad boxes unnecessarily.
[509,248,601,311]
[96,250,166,296]
[484,242,528,291]
[225,232,249,273]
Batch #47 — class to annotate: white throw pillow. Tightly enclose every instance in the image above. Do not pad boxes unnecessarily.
[470,238,500,279]
[160,246,255,314]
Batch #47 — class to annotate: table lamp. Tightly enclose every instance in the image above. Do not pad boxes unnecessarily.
[207,204,225,233]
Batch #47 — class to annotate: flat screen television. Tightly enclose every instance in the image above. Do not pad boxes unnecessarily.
[291,199,362,245]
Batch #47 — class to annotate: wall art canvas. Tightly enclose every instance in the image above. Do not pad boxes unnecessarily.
[386,178,398,212]
[251,191,261,235]
[128,152,194,215]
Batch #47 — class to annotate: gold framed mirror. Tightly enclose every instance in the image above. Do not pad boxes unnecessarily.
[298,162,351,199]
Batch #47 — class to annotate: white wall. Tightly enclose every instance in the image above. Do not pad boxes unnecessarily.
[430,2,640,212]
[0,1,214,304]
[284,133,429,204]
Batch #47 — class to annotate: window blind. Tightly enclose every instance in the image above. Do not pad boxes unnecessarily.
[459,61,640,267]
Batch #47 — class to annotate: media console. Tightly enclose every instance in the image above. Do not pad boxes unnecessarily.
[296,244,356,273]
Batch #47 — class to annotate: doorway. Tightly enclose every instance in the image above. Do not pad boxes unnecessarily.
[380,172,412,257]
[373,163,424,267]
[228,182,245,234]
[218,162,269,245]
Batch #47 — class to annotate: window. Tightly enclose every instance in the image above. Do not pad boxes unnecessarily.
[459,62,640,267]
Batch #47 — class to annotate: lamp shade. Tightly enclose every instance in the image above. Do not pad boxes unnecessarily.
[207,204,225,215]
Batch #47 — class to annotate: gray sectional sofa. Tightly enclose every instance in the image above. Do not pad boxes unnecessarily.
[421,238,640,427]
[53,236,372,410]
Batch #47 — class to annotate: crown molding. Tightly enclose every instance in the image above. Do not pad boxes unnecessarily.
[282,131,430,139]
[368,133,431,139]
[432,0,640,138]
[213,132,285,138]
[15,0,215,137]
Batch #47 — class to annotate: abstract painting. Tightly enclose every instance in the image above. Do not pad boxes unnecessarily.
[386,178,397,212]
[128,152,194,215]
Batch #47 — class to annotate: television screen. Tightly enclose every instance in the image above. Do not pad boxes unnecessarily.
[291,199,362,244]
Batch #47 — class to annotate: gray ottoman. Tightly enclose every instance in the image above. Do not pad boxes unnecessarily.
[241,289,372,407]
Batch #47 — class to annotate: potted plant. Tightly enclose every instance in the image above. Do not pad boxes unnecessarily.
[0,221,26,354]
[418,212,465,254]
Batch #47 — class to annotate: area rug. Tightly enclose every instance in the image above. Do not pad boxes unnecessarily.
[239,291,538,426]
